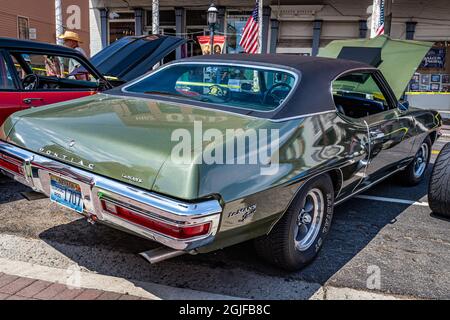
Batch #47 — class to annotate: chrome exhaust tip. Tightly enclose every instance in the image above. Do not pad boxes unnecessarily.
[139,247,186,264]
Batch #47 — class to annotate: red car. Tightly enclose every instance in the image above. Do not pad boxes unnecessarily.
[0,35,185,124]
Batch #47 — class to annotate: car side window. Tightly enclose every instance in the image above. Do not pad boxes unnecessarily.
[332,72,392,120]
[0,56,15,90]
[9,53,100,91]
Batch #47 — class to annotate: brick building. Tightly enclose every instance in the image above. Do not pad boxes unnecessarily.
[0,0,91,55]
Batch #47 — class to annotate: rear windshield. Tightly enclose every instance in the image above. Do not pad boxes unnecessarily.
[123,64,297,112]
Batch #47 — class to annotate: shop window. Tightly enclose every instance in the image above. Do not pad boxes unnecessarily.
[226,11,253,54]
[17,16,29,40]
[109,21,135,44]
[409,43,450,93]
[186,10,207,26]
[146,10,175,27]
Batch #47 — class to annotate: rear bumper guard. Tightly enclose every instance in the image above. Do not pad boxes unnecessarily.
[0,141,222,251]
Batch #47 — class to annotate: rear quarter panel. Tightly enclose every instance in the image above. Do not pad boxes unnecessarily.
[197,111,371,253]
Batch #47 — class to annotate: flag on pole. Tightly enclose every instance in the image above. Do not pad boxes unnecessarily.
[371,0,385,38]
[239,1,260,54]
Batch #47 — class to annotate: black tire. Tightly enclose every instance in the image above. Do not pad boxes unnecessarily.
[398,136,432,186]
[428,142,450,217]
[254,174,334,271]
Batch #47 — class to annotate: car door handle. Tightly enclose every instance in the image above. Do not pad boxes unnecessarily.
[23,98,44,105]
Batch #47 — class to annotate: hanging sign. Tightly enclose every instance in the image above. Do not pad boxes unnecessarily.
[197,36,226,55]
[420,48,446,69]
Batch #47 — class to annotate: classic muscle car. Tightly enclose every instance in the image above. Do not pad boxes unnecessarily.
[0,36,442,270]
[429,142,450,217]
[0,35,185,124]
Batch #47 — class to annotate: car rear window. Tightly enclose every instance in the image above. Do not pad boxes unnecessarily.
[123,63,297,112]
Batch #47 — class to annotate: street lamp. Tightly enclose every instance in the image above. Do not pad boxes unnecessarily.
[207,3,218,55]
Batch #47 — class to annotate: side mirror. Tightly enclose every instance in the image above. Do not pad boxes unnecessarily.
[98,78,111,90]
[398,100,409,111]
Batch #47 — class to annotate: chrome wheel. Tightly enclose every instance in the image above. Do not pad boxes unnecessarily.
[413,142,429,178]
[294,188,324,252]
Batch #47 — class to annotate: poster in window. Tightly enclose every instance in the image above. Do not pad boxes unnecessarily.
[411,73,420,83]
[420,74,430,85]
[410,83,419,91]
[442,74,450,83]
[431,74,441,82]
[430,83,440,91]
[420,85,430,91]
[420,48,446,69]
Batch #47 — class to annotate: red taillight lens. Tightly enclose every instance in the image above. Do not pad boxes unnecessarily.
[0,154,24,176]
[100,200,211,239]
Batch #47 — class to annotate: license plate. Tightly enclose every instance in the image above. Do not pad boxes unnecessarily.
[50,174,84,213]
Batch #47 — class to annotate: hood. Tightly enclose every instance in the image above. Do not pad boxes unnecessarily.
[90,35,186,82]
[5,94,273,199]
[318,35,433,99]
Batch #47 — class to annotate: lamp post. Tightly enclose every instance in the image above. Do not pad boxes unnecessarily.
[207,3,218,55]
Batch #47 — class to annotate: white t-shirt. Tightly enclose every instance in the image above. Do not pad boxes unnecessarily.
[69,46,87,73]
[74,46,87,57]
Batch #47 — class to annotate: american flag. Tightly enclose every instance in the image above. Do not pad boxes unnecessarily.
[239,1,259,54]
[374,0,385,36]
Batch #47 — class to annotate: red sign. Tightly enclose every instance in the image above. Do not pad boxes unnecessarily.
[197,36,226,55]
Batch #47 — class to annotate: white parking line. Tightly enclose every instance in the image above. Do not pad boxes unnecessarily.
[355,195,429,207]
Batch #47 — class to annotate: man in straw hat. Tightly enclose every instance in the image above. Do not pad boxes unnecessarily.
[58,31,86,56]
[58,30,88,78]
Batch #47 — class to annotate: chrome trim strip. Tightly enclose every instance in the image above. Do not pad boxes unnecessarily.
[0,141,222,251]
[335,165,407,205]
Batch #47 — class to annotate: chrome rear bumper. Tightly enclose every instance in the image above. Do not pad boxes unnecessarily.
[0,141,222,251]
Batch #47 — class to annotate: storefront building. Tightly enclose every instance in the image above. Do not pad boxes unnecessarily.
[89,0,450,109]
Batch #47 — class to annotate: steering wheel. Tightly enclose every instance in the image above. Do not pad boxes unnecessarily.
[22,74,39,90]
[206,84,231,102]
[263,82,292,105]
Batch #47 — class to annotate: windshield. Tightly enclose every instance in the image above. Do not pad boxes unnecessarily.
[124,64,297,112]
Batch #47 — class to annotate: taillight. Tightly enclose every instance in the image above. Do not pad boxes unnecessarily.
[100,199,211,239]
[0,154,24,176]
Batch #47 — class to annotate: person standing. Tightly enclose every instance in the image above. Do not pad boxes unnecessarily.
[57,31,88,79]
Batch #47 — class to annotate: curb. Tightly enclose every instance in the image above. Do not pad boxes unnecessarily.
[0,257,243,300]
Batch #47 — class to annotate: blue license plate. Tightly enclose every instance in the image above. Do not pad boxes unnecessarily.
[50,175,84,213]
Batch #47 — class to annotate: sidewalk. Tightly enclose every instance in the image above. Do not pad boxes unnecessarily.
[0,272,147,300]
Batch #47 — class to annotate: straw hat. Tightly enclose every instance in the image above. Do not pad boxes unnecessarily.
[58,31,82,43]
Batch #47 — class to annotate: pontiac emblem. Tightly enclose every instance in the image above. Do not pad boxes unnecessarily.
[39,148,95,170]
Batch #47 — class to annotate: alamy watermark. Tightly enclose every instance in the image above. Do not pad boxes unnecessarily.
[171,121,280,175]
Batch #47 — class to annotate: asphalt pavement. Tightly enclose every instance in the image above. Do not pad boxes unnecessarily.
[0,137,449,299]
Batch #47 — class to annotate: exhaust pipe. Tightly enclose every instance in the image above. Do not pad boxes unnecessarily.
[139,247,186,264]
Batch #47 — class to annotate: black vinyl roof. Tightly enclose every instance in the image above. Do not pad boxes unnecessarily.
[181,54,377,120]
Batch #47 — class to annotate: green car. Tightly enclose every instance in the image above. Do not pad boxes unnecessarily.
[0,36,442,270]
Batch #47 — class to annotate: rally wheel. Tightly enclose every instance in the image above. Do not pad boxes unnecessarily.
[254,174,334,271]
[398,136,432,186]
